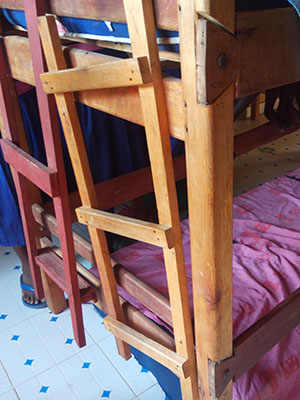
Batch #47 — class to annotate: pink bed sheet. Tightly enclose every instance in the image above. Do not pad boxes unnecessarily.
[91,168,300,399]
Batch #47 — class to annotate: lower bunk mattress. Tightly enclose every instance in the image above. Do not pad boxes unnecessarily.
[2,0,300,52]
[91,169,300,400]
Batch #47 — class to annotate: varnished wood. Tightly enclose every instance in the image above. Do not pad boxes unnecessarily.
[40,269,67,314]
[1,138,59,197]
[236,8,300,97]
[39,14,131,360]
[4,36,185,140]
[76,206,175,249]
[195,0,235,33]
[197,18,238,104]
[40,56,152,93]
[179,1,234,398]
[104,316,190,379]
[124,1,198,398]
[0,0,179,30]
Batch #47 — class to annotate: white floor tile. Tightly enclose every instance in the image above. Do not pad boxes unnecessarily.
[82,304,111,343]
[138,384,166,400]
[0,361,12,395]
[0,246,160,399]
[0,389,19,400]
[58,344,136,400]
[98,335,157,396]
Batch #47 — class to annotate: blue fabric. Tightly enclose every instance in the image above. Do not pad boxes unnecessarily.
[0,88,184,247]
[92,305,182,400]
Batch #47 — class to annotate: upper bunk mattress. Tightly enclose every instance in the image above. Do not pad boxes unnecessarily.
[2,0,300,52]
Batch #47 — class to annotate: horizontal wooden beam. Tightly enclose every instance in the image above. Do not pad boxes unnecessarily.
[104,316,190,379]
[0,0,178,31]
[236,8,300,97]
[76,206,175,249]
[1,138,59,197]
[4,36,185,140]
[114,265,172,327]
[234,121,300,156]
[210,287,300,398]
[40,56,152,93]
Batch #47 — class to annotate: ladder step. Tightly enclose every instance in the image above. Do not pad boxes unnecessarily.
[35,247,96,303]
[1,138,59,197]
[76,206,175,249]
[40,56,152,93]
[104,316,190,379]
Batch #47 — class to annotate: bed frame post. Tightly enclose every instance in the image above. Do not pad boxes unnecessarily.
[178,1,235,399]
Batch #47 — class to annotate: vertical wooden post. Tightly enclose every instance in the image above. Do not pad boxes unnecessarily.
[178,1,234,399]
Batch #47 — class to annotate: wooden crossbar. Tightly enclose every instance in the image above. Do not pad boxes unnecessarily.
[76,206,175,249]
[40,56,152,93]
[104,316,190,379]
[1,138,59,197]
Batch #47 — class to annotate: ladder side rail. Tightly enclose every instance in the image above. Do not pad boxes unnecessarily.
[123,1,198,399]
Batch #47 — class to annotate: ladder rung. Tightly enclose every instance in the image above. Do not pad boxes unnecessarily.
[40,56,152,94]
[35,247,96,303]
[76,206,175,249]
[1,138,59,197]
[104,316,190,379]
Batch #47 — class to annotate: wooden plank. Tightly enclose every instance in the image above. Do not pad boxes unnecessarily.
[234,121,300,157]
[76,206,175,249]
[4,36,185,140]
[24,0,87,348]
[38,14,130,360]
[236,8,300,97]
[210,287,300,398]
[104,316,190,379]
[114,265,172,327]
[178,1,234,399]
[124,1,198,399]
[40,56,152,93]
[40,269,67,314]
[195,0,235,33]
[0,0,179,31]
[1,138,59,197]
[196,18,238,105]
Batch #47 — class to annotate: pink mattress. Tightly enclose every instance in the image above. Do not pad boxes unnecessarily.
[91,168,300,399]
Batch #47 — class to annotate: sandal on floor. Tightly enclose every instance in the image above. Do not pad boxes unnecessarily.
[20,274,47,309]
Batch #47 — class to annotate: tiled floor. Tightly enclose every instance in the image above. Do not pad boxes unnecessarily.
[0,249,166,400]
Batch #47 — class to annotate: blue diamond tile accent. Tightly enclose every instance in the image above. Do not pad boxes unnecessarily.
[39,386,49,394]
[65,338,74,345]
[81,362,91,369]
[11,335,20,341]
[13,265,21,270]
[4,251,11,256]
[24,359,34,366]
[0,314,7,320]
[50,316,58,322]
[141,366,149,373]
[101,390,111,398]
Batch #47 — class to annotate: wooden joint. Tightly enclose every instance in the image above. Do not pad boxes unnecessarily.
[40,56,152,93]
[209,287,300,398]
[197,18,238,105]
[76,206,175,248]
[104,316,190,379]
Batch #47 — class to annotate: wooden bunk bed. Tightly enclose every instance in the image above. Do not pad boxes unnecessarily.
[1,1,300,399]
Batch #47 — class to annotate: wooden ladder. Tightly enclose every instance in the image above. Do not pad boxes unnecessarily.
[38,0,198,398]
[0,0,96,348]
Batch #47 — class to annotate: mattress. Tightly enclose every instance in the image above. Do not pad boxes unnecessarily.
[2,0,300,55]
[90,169,300,399]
